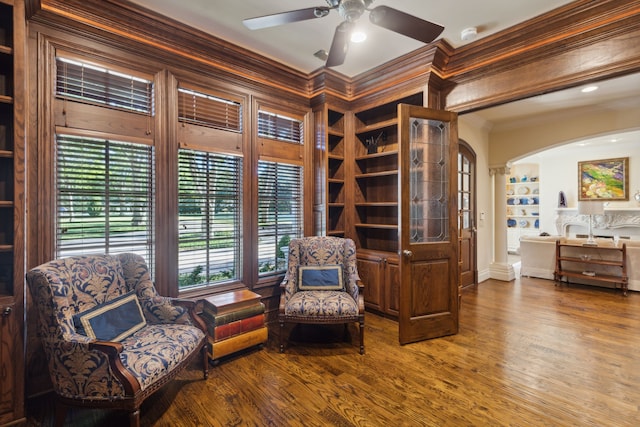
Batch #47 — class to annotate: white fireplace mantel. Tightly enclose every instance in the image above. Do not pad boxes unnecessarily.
[556,208,640,238]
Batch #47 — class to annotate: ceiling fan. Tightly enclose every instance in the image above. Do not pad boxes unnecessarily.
[243,0,445,67]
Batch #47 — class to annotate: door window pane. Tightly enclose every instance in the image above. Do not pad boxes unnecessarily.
[409,119,449,243]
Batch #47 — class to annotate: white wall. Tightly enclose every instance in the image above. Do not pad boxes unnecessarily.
[459,116,493,281]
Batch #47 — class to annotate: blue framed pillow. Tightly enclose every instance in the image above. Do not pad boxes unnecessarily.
[73,291,146,341]
[298,265,344,291]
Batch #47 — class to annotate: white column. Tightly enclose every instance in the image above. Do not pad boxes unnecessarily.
[489,166,515,281]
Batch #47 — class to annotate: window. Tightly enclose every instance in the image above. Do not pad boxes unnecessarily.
[56,135,155,270]
[257,110,303,144]
[256,106,305,276]
[54,56,155,271]
[178,149,242,289]
[177,85,244,289]
[56,57,153,114]
[178,87,241,132]
[257,161,303,275]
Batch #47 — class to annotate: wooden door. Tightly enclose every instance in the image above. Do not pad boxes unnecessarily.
[458,142,476,288]
[398,104,459,345]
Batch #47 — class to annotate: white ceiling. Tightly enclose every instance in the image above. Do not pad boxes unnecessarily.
[127,0,576,77]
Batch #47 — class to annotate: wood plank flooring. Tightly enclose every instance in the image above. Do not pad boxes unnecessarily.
[26,277,640,426]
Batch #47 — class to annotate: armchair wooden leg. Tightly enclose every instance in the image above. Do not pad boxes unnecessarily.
[279,321,285,353]
[359,318,365,355]
[129,409,140,427]
[202,343,209,379]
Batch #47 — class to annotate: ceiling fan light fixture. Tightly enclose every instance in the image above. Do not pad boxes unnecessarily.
[339,0,367,22]
[351,30,367,43]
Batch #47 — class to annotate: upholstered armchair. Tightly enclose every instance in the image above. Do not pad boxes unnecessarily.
[26,253,208,427]
[279,236,365,354]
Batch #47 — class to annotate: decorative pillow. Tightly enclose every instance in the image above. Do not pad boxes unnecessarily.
[298,265,344,291]
[73,291,146,341]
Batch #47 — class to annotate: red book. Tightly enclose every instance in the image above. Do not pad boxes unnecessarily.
[210,313,265,341]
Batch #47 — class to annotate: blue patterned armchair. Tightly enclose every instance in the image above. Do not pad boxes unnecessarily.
[26,253,208,427]
[279,237,365,354]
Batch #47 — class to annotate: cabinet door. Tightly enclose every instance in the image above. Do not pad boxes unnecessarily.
[385,258,400,316]
[357,257,383,312]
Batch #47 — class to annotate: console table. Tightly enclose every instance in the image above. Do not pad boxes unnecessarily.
[554,241,628,295]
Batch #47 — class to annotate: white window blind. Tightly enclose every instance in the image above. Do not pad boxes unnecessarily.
[178,87,242,132]
[257,160,303,275]
[56,57,153,114]
[178,149,242,289]
[56,135,155,271]
[257,110,303,144]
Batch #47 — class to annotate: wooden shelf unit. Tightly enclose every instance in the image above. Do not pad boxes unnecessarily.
[316,106,346,237]
[0,0,25,424]
[350,93,422,316]
[554,241,628,295]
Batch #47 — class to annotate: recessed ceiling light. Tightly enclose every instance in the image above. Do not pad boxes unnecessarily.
[581,85,599,93]
[351,31,366,43]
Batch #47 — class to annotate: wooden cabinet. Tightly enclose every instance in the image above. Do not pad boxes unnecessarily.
[0,0,25,424]
[554,241,628,295]
[356,250,399,317]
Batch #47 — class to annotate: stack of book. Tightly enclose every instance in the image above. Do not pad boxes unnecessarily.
[201,289,267,361]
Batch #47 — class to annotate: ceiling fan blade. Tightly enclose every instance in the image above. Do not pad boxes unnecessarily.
[369,5,444,44]
[243,7,330,30]
[326,21,354,67]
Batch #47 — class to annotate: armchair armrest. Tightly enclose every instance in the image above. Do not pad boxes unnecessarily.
[46,333,141,397]
[174,298,207,333]
[90,341,140,395]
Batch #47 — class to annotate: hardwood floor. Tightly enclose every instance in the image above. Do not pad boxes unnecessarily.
[27,277,640,426]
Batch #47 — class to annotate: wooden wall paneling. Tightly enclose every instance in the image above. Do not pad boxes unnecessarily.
[444,0,640,112]
[28,0,312,100]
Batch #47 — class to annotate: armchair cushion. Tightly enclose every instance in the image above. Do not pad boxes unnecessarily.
[286,290,358,317]
[73,291,146,341]
[298,265,344,291]
[119,323,204,390]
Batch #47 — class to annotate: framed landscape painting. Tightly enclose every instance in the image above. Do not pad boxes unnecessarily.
[578,157,629,201]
